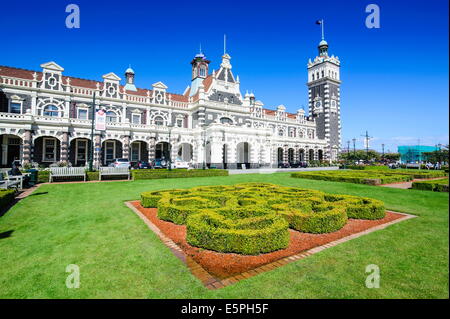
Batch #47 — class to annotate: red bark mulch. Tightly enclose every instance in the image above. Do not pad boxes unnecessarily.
[131,201,404,279]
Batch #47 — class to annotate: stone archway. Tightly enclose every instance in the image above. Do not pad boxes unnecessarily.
[277,147,284,165]
[101,139,123,165]
[177,143,193,162]
[309,149,315,162]
[0,134,23,167]
[155,142,170,160]
[69,138,91,167]
[236,142,250,168]
[288,148,295,164]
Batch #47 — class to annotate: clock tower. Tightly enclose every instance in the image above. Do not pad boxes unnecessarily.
[307,36,341,161]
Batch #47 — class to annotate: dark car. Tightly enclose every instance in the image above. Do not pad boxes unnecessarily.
[134,161,152,169]
[152,158,168,169]
[278,162,290,169]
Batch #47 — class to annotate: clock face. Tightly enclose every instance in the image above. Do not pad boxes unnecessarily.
[315,101,321,107]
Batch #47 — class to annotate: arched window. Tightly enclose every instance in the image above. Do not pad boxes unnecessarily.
[289,129,295,137]
[299,130,304,138]
[278,129,284,137]
[316,72,319,79]
[321,70,324,77]
[43,105,59,117]
[220,117,233,125]
[106,111,117,123]
[154,116,164,126]
[199,66,206,77]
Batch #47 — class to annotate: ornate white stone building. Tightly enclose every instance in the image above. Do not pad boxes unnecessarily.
[0,38,341,169]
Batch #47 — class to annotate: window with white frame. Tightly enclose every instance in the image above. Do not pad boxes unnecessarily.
[43,138,57,162]
[154,116,164,126]
[43,105,60,117]
[131,142,140,162]
[106,111,117,123]
[176,118,183,127]
[78,108,88,120]
[105,141,115,164]
[199,66,206,77]
[132,113,141,124]
[76,139,87,163]
[9,101,22,114]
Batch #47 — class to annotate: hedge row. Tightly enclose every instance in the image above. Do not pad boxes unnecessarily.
[140,183,385,255]
[412,178,449,192]
[132,169,228,180]
[0,189,15,208]
[291,170,412,185]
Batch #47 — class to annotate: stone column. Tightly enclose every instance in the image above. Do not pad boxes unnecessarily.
[170,141,178,164]
[123,135,130,160]
[283,146,288,164]
[22,130,32,165]
[94,134,101,168]
[61,132,69,163]
[148,137,156,161]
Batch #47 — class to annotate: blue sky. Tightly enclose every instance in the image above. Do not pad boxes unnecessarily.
[0,0,448,152]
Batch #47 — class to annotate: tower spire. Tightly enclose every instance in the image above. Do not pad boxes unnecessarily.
[224,34,227,55]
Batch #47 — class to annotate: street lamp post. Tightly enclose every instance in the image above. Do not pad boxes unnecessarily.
[352,138,356,156]
[88,92,96,172]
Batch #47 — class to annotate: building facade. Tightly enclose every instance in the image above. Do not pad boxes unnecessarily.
[0,39,341,169]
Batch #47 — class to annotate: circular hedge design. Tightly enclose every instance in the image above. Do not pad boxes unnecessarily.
[140,183,385,255]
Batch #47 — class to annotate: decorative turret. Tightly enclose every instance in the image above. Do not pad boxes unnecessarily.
[190,49,210,96]
[124,65,137,91]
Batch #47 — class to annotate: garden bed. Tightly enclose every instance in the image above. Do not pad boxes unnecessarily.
[130,201,408,280]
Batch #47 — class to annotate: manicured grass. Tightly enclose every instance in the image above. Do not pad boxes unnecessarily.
[0,173,448,298]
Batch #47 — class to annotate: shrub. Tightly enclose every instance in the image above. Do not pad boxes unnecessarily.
[291,170,412,185]
[412,178,449,192]
[140,182,386,255]
[0,189,15,208]
[132,169,228,180]
[37,170,50,183]
[86,171,99,181]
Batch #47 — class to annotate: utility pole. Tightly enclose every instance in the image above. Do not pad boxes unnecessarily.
[352,138,356,156]
[381,143,385,161]
[88,92,96,172]
[347,140,350,153]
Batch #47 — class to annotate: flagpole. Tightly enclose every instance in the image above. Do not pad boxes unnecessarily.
[321,19,325,40]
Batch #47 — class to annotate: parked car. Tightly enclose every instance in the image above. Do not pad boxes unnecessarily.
[133,161,152,169]
[278,163,290,169]
[108,158,131,169]
[174,160,190,169]
[289,161,308,168]
[152,158,168,169]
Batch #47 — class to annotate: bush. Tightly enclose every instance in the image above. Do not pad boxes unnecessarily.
[86,171,99,181]
[0,189,15,208]
[140,182,386,255]
[37,170,50,183]
[291,170,412,185]
[132,169,228,180]
[412,178,449,192]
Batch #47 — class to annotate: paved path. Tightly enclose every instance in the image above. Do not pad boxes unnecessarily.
[228,166,340,175]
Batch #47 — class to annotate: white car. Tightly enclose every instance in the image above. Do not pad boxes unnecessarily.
[174,160,190,169]
[108,158,131,169]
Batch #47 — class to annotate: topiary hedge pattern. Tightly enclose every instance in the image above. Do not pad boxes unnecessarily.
[132,169,228,180]
[140,183,386,255]
[292,170,412,185]
[412,178,449,192]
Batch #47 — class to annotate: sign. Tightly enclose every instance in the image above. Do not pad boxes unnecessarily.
[95,109,106,131]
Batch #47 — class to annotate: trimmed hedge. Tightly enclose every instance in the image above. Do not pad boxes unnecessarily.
[292,170,412,185]
[412,178,449,192]
[0,189,15,208]
[140,183,386,255]
[132,169,228,180]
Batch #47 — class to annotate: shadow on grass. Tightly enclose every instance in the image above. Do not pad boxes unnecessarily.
[28,192,48,196]
[0,230,14,239]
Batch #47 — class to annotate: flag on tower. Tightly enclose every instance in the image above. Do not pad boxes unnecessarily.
[316,20,322,25]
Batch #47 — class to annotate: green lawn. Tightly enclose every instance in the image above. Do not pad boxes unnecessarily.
[0,173,448,298]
